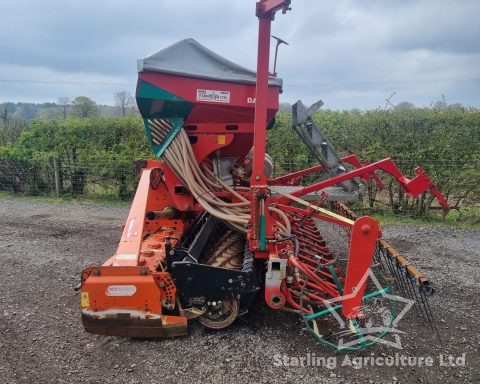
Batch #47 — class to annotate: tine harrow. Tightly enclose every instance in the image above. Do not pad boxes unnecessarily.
[334,202,438,332]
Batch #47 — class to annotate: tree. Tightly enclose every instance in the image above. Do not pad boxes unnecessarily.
[433,94,447,110]
[394,101,414,110]
[69,96,99,118]
[447,103,464,110]
[1,106,8,125]
[38,108,63,120]
[57,97,71,119]
[114,91,134,117]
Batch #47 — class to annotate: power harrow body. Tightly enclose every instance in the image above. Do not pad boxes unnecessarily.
[80,0,448,348]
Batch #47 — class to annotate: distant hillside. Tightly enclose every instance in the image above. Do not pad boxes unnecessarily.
[0,101,139,121]
[279,102,292,112]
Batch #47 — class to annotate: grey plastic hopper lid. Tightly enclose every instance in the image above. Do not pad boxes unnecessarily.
[138,38,283,88]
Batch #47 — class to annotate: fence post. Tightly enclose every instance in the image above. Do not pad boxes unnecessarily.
[54,158,61,197]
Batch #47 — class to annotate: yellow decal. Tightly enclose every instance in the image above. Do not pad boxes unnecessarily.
[217,135,226,145]
[80,292,90,308]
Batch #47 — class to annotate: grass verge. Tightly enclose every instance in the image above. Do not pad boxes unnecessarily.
[371,206,480,230]
[0,191,131,207]
[1,191,479,229]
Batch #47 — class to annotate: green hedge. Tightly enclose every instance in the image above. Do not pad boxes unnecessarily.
[0,108,479,212]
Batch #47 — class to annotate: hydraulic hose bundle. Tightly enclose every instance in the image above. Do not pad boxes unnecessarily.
[149,119,346,317]
[148,119,291,236]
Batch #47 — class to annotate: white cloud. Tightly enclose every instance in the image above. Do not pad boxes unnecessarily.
[0,0,479,109]
[0,64,131,104]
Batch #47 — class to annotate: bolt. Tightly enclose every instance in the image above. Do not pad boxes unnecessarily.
[255,175,260,181]
[169,250,175,256]
[361,224,371,235]
[212,301,216,306]
[228,278,233,284]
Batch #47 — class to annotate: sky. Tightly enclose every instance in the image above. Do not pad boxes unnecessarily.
[0,0,479,110]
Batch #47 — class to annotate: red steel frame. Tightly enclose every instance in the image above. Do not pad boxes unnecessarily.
[279,157,449,210]
[247,0,448,315]
[269,154,384,188]
[249,0,292,252]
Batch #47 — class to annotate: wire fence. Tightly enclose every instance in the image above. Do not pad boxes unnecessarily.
[0,162,139,201]
[0,159,478,213]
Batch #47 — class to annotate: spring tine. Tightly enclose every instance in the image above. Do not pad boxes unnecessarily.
[375,246,388,275]
[403,273,423,317]
[381,248,395,276]
[390,257,410,299]
[419,287,440,335]
[418,286,433,324]
[384,252,408,298]
[397,265,414,298]
[395,265,412,302]
[400,269,418,311]
[375,240,438,333]
[408,275,424,317]
[379,247,390,275]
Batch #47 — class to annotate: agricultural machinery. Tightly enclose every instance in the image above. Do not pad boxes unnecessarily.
[80,1,449,349]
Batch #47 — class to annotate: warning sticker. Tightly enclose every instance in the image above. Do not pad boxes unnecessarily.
[80,292,90,307]
[196,89,230,103]
[116,253,137,261]
[125,218,138,238]
[217,135,226,145]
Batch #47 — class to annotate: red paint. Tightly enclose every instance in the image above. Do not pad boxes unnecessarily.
[139,72,280,124]
[342,216,380,318]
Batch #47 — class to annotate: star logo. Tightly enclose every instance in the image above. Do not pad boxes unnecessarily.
[318,268,415,349]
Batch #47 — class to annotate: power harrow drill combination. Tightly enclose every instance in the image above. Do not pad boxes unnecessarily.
[80,1,449,350]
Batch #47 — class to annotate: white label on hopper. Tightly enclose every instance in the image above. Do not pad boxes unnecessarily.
[196,89,230,103]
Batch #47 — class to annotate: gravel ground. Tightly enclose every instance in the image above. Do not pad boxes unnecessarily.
[0,197,479,384]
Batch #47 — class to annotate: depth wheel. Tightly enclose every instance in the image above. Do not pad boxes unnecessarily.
[198,299,239,329]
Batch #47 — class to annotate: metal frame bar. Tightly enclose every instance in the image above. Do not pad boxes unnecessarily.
[268,154,384,186]
[278,157,449,211]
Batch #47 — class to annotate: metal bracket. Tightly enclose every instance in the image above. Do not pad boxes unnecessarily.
[265,258,288,308]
